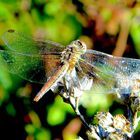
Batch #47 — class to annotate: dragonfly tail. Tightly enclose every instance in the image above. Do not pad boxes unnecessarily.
[34,90,47,102]
[34,63,69,102]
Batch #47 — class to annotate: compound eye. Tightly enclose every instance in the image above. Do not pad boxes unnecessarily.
[76,40,82,46]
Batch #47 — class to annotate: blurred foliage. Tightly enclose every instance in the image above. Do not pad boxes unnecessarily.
[46,96,74,126]
[0,0,140,139]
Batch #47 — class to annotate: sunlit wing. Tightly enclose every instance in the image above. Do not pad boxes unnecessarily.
[0,50,61,84]
[2,29,65,55]
[82,50,140,75]
[78,50,140,94]
[1,29,66,83]
[77,59,116,93]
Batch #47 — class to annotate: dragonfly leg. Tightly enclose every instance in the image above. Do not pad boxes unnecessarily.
[76,62,85,75]
[55,78,71,103]
[61,78,70,99]
[74,97,80,115]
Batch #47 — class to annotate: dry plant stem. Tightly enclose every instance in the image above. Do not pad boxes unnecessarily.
[112,19,130,56]
[127,105,133,129]
[68,97,92,132]
[56,84,92,132]
[60,78,92,132]
[132,109,140,130]
[127,97,140,131]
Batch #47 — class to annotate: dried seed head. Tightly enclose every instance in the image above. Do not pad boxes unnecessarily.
[113,114,131,134]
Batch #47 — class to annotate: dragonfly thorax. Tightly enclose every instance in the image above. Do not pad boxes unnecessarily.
[61,40,87,72]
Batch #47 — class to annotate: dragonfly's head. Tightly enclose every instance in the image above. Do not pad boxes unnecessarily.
[71,40,87,54]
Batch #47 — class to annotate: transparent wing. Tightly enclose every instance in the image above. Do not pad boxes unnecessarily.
[2,29,65,55]
[0,50,61,84]
[81,50,140,75]
[78,50,140,94]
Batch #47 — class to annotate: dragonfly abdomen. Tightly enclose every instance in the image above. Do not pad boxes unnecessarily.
[34,63,69,102]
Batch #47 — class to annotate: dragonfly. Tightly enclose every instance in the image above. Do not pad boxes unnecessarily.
[1,30,140,107]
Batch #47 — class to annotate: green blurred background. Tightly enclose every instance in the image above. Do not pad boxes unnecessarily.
[0,0,140,139]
